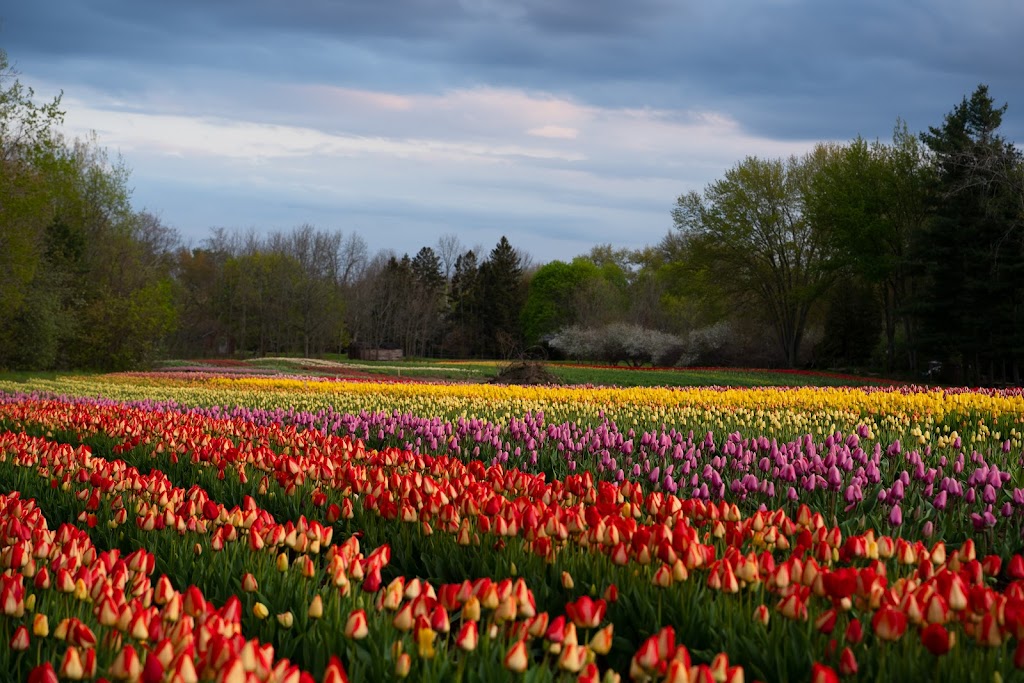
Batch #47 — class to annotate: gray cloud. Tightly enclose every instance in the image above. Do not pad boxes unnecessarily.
[6,0,1022,138]
[3,0,1022,262]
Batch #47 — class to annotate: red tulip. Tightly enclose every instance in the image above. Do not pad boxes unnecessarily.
[109,645,142,680]
[977,613,1003,647]
[565,596,606,629]
[557,643,588,673]
[838,647,858,676]
[345,609,369,639]
[58,647,85,680]
[323,656,349,683]
[872,606,907,641]
[0,574,25,616]
[845,618,863,644]
[182,585,206,617]
[811,662,839,683]
[777,592,808,621]
[1009,555,1024,580]
[1014,640,1024,669]
[925,593,950,624]
[652,563,673,588]
[921,623,954,656]
[822,568,858,601]
[576,663,601,683]
[631,637,661,676]
[814,608,837,634]
[9,625,29,651]
[455,621,478,651]
[362,566,382,593]
[27,663,58,683]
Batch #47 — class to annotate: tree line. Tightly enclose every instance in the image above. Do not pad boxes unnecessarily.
[2,47,1022,382]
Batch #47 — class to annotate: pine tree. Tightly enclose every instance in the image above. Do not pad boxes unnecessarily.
[916,85,1024,383]
[477,237,526,357]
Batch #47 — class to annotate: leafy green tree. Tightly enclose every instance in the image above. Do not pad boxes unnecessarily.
[521,259,602,344]
[805,125,930,371]
[0,49,65,365]
[1,52,181,371]
[672,153,840,367]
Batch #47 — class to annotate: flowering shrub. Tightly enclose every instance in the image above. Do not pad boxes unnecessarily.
[550,324,686,366]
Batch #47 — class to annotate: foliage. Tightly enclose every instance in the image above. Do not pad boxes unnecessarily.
[672,153,840,368]
[913,85,1024,384]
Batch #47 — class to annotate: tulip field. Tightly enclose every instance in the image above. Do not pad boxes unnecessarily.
[4,372,1024,682]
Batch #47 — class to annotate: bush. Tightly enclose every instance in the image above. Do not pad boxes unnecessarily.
[549,324,685,366]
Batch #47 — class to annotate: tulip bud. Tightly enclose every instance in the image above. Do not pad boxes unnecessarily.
[456,621,479,651]
[504,639,529,673]
[345,609,369,639]
[838,647,857,676]
[33,613,49,637]
[276,611,294,629]
[590,624,614,655]
[308,595,324,619]
[395,653,412,678]
[253,602,270,620]
[462,596,481,622]
[810,662,839,683]
[10,625,29,651]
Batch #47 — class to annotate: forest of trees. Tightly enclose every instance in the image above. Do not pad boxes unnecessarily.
[2,46,1023,382]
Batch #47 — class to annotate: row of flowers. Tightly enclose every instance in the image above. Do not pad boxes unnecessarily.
[0,425,749,682]
[5,391,1024,680]
[4,390,1024,559]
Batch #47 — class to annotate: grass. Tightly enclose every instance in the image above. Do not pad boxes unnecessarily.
[154,357,903,388]
[5,356,903,389]
[542,363,900,388]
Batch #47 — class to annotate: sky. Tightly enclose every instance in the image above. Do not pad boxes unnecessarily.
[3,1,1023,263]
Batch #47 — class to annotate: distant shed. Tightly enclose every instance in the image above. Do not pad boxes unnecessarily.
[349,345,403,361]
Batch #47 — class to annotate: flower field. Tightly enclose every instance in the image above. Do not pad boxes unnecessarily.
[3,373,1024,681]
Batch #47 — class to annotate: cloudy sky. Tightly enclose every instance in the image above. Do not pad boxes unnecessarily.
[3,1,1022,262]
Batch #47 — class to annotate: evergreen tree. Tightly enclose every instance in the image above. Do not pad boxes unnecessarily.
[916,85,1024,383]
[446,250,481,356]
[477,237,526,357]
